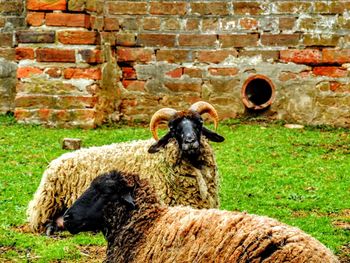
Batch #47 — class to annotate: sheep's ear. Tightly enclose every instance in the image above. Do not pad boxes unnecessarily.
[148,132,172,153]
[121,192,135,210]
[202,126,225,142]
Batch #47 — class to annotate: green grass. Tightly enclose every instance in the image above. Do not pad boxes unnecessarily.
[0,114,349,262]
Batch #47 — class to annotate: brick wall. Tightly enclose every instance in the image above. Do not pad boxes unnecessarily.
[9,1,350,127]
[0,0,25,113]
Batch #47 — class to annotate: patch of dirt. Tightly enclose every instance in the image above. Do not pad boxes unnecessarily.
[0,245,41,262]
[332,220,350,230]
[12,224,31,234]
[75,245,106,263]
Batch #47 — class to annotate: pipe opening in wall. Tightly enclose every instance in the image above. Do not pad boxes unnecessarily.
[241,74,276,110]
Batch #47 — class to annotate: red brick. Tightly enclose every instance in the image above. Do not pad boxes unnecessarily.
[150,2,187,15]
[26,12,45,26]
[156,49,192,63]
[0,33,13,47]
[279,17,296,31]
[46,13,90,28]
[261,34,300,46]
[322,49,350,64]
[27,0,66,11]
[313,67,348,78]
[219,34,258,48]
[166,68,183,78]
[44,68,62,78]
[17,67,43,78]
[108,1,147,15]
[186,18,200,31]
[137,34,176,47]
[239,18,258,30]
[122,67,137,79]
[36,48,75,62]
[104,17,119,31]
[78,49,103,64]
[58,31,98,45]
[197,49,238,63]
[122,80,146,91]
[208,67,239,76]
[143,17,161,31]
[280,49,322,65]
[63,68,101,80]
[190,2,229,15]
[233,2,263,15]
[16,47,35,60]
[117,47,153,62]
[179,34,217,47]
[275,2,312,14]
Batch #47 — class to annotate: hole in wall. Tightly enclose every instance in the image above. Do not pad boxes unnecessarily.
[241,74,275,110]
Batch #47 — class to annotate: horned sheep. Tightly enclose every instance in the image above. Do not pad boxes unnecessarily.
[64,170,339,263]
[27,101,225,234]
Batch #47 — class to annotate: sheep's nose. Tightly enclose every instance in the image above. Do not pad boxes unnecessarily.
[184,134,195,143]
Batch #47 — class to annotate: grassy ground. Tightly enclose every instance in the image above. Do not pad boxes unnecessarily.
[0,115,349,262]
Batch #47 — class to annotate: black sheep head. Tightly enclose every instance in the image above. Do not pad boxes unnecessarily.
[148,101,225,161]
[63,171,135,235]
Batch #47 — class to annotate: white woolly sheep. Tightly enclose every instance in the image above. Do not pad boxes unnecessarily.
[27,101,225,234]
[63,170,339,263]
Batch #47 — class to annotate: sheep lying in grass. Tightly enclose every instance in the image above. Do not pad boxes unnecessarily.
[63,170,339,263]
[27,101,225,234]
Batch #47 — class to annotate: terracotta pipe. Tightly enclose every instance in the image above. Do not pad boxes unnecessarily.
[241,74,276,110]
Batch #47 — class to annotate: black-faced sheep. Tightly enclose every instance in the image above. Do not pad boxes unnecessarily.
[27,101,225,234]
[63,170,339,263]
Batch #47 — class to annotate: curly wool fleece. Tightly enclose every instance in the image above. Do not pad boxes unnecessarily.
[27,137,219,232]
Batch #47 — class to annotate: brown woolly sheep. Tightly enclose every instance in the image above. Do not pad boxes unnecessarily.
[27,101,224,234]
[64,170,339,263]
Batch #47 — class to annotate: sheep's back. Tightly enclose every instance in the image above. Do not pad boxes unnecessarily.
[133,207,338,263]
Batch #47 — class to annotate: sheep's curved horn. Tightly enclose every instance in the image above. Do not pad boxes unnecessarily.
[189,101,219,130]
[150,108,178,141]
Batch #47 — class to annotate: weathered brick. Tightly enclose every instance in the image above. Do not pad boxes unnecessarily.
[100,32,116,45]
[280,49,322,65]
[190,2,229,15]
[137,33,176,47]
[116,33,136,47]
[163,18,181,31]
[314,1,350,14]
[0,48,15,60]
[27,0,66,11]
[108,1,147,15]
[233,2,263,15]
[183,68,202,78]
[68,0,86,11]
[36,48,75,62]
[302,34,340,47]
[278,72,298,82]
[322,49,350,64]
[219,34,258,48]
[104,17,119,31]
[46,13,90,28]
[179,34,217,47]
[117,47,153,62]
[164,80,202,93]
[17,30,54,44]
[202,18,219,32]
[143,17,161,31]
[150,2,187,15]
[16,47,35,60]
[90,15,104,31]
[186,18,200,31]
[239,18,258,30]
[44,67,62,78]
[78,49,103,64]
[26,12,45,26]
[313,66,348,78]
[279,17,296,31]
[0,1,23,13]
[17,67,43,78]
[261,34,299,46]
[0,33,13,47]
[208,67,239,76]
[274,1,312,14]
[122,80,146,91]
[156,49,192,63]
[239,50,279,61]
[196,50,238,63]
[64,68,101,80]
[58,31,98,45]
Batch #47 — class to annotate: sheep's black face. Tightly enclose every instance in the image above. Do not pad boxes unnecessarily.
[63,171,135,235]
[169,116,203,159]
